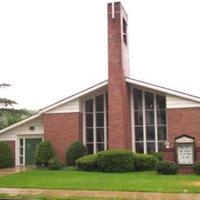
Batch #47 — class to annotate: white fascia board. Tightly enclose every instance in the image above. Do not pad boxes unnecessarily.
[0,80,108,134]
[39,80,108,114]
[0,113,40,134]
[126,77,200,103]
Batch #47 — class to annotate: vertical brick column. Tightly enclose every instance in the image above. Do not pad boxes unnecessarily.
[107,2,131,150]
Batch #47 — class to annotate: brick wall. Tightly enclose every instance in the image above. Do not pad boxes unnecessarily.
[167,107,200,147]
[43,112,82,164]
[107,2,132,150]
[164,107,200,163]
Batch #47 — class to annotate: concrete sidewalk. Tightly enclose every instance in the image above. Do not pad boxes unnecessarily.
[0,188,200,200]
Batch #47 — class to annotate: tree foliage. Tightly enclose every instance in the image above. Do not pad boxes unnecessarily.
[0,83,33,129]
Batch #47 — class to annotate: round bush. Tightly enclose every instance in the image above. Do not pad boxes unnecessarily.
[155,160,178,175]
[133,153,159,171]
[76,154,97,171]
[34,140,54,167]
[97,150,134,172]
[48,157,61,170]
[193,162,200,174]
[66,141,87,166]
[0,141,13,168]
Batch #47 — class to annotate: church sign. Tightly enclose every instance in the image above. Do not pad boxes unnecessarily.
[175,136,194,165]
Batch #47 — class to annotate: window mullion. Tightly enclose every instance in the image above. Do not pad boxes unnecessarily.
[142,91,147,154]
[93,97,96,154]
[103,93,107,150]
[154,94,158,152]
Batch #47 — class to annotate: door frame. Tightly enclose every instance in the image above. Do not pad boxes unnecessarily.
[17,135,43,166]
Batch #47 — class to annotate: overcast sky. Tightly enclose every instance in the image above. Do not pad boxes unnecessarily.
[1,0,200,110]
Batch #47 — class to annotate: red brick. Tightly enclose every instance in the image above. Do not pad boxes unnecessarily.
[43,113,82,164]
[107,2,131,150]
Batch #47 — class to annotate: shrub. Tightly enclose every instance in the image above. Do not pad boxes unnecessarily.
[133,153,159,171]
[193,161,200,174]
[97,150,134,172]
[34,140,54,167]
[0,141,13,168]
[48,157,61,170]
[76,154,98,171]
[155,160,178,175]
[151,152,164,161]
[66,141,87,166]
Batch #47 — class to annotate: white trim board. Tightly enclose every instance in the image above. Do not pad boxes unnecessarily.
[126,77,200,103]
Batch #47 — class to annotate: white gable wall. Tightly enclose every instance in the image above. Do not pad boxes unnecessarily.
[46,99,80,114]
[166,95,200,109]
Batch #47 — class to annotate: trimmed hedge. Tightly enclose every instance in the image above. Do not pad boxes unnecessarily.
[34,140,54,167]
[155,160,178,175]
[0,141,13,168]
[193,161,200,174]
[133,153,159,171]
[66,141,87,166]
[76,154,97,171]
[97,150,134,172]
[151,152,164,161]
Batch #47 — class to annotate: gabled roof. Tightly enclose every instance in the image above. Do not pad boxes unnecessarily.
[0,80,108,134]
[1,77,200,134]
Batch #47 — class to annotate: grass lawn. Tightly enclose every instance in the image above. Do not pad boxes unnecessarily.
[0,168,200,193]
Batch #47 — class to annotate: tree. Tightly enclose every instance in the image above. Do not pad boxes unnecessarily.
[0,83,33,129]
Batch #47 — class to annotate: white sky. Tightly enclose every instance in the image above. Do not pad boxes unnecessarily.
[1,0,200,110]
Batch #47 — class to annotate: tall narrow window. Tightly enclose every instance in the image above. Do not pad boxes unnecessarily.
[84,93,108,154]
[133,88,167,153]
[123,18,127,45]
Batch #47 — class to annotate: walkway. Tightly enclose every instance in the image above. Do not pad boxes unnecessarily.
[0,188,200,200]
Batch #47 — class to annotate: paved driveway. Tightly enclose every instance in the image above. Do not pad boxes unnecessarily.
[0,167,31,177]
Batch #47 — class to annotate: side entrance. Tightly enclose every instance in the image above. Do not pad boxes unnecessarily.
[24,138,42,165]
[19,138,42,165]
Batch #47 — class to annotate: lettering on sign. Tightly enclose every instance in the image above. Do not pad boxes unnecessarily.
[177,144,193,165]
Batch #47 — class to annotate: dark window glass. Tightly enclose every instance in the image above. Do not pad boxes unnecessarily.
[134,89,142,110]
[86,114,93,127]
[86,128,93,142]
[96,113,104,127]
[146,126,155,141]
[135,143,144,153]
[86,143,93,154]
[158,126,167,140]
[134,111,143,125]
[156,95,166,109]
[147,142,155,153]
[20,148,23,155]
[97,143,104,152]
[145,92,154,110]
[96,128,104,142]
[158,142,165,151]
[20,139,23,146]
[157,110,166,125]
[85,99,93,112]
[20,156,23,164]
[96,95,104,112]
[135,127,143,141]
[146,111,154,125]
[123,18,127,45]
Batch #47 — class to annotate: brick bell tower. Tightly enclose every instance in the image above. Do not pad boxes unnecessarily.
[107,2,131,149]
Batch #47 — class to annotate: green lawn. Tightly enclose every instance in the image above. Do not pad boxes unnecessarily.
[0,168,200,193]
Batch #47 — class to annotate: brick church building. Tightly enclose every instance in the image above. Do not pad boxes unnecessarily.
[1,2,200,168]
